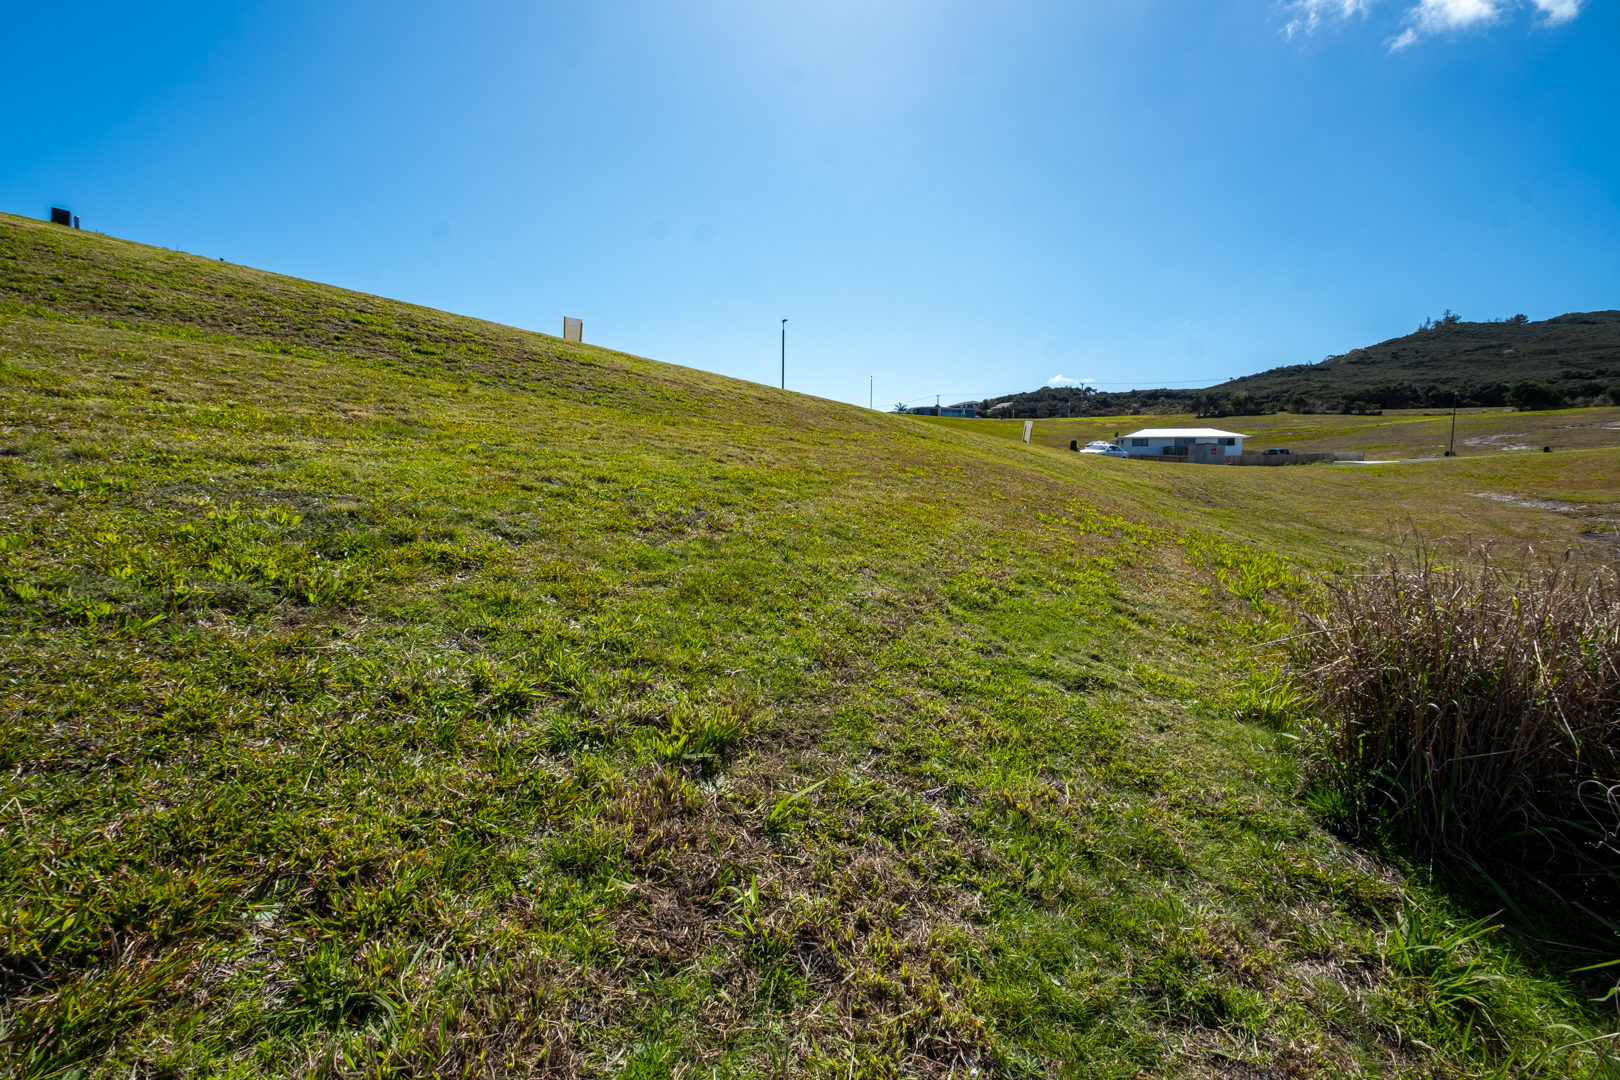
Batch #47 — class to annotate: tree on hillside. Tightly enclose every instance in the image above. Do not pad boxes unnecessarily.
[1419,309,1462,330]
[1226,391,1256,416]
[1506,381,1565,411]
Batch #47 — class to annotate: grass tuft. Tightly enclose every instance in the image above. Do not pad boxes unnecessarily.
[1298,546,1620,919]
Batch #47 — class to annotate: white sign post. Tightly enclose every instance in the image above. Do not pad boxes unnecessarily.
[563,317,583,343]
[1022,420,1034,444]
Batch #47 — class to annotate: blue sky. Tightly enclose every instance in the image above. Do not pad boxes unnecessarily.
[5,1,1617,409]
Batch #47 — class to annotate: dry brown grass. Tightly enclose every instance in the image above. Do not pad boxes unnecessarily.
[1298,545,1620,914]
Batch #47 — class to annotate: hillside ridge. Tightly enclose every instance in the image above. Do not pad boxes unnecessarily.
[982,309,1620,419]
[0,212,789,421]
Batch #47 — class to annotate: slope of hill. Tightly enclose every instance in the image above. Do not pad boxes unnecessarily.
[1215,311,1620,411]
[981,310,1620,419]
[1,213,1616,1077]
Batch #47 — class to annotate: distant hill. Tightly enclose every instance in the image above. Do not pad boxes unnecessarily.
[982,310,1620,418]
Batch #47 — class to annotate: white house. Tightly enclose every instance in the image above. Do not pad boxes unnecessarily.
[1117,427,1249,463]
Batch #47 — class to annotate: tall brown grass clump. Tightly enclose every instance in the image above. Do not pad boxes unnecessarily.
[1298,547,1620,909]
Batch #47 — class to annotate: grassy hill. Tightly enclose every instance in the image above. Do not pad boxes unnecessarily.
[978,405,1620,464]
[981,310,1620,419]
[1,211,1618,1077]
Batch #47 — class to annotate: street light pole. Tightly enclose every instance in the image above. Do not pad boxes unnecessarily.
[781,319,787,390]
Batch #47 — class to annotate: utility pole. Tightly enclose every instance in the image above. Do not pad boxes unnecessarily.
[780,319,787,389]
[869,376,873,410]
[1446,392,1458,456]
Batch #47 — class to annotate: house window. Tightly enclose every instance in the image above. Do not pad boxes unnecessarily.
[1174,438,1193,446]
[1221,438,1235,446]
[1131,439,1148,447]
[1162,446,1180,454]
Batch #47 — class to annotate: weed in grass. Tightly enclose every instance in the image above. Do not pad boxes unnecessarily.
[1227,669,1312,731]
[1379,902,1506,1018]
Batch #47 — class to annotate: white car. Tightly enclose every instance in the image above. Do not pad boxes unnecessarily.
[1079,441,1128,457]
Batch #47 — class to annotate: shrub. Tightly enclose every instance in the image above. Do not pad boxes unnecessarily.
[1419,310,1463,330]
[1296,549,1620,912]
[1506,380,1565,411]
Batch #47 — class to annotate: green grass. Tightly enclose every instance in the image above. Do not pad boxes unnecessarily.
[936,412,1620,551]
[1,212,1617,1077]
[1000,405,1620,460]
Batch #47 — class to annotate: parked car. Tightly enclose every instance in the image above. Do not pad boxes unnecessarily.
[1080,441,1128,457]
[1261,448,1291,455]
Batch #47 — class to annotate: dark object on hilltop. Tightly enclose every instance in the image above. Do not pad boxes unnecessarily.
[49,208,71,227]
[983,310,1620,418]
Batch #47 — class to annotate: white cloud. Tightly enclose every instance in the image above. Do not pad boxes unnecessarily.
[1414,0,1502,30]
[1528,0,1583,23]
[1045,374,1094,387]
[1389,0,1587,46]
[1387,0,1496,48]
[1284,0,1371,38]
[1286,0,1585,46]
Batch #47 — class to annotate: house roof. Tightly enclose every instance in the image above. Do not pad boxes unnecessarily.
[1120,428,1250,439]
